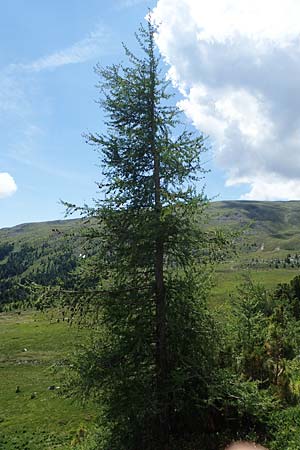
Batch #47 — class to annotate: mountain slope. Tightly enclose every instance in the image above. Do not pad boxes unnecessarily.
[1,201,300,309]
[210,201,300,252]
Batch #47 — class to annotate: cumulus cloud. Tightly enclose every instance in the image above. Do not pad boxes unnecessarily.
[0,173,17,199]
[152,0,300,200]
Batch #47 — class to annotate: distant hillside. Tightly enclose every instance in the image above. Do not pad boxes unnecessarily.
[0,218,84,309]
[0,218,81,243]
[1,201,300,309]
[4,200,300,245]
[210,200,300,253]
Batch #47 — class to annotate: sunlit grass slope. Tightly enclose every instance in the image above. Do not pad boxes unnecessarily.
[0,311,95,450]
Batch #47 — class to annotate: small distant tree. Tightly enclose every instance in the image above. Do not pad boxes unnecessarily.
[231,279,270,382]
[66,16,227,450]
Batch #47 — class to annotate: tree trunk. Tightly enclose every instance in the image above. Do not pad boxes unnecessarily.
[149,27,169,448]
[155,236,169,448]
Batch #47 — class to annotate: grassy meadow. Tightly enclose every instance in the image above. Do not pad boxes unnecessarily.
[2,200,300,448]
[0,311,95,450]
[210,266,300,309]
[2,266,300,449]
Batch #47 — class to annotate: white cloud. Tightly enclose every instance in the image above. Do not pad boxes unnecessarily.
[238,176,300,201]
[152,0,300,200]
[14,25,108,72]
[0,173,17,198]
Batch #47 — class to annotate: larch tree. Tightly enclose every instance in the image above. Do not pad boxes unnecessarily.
[67,17,224,450]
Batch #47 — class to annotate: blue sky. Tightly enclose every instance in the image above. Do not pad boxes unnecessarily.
[2,0,299,228]
[0,0,155,227]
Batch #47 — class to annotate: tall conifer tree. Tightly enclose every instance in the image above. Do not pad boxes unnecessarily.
[70,17,221,450]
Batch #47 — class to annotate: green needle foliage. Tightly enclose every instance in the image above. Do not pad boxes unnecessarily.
[66,17,228,450]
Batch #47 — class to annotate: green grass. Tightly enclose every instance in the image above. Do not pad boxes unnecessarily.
[209,266,300,309]
[2,201,300,447]
[2,272,300,449]
[0,311,95,450]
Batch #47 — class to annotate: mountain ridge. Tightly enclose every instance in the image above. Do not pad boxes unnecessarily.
[1,200,300,309]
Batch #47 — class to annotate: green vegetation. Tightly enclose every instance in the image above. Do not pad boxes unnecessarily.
[2,205,300,448]
[61,18,229,450]
[0,310,95,450]
[3,201,300,310]
[0,219,82,310]
[210,200,300,257]
[2,202,300,447]
[226,276,300,449]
